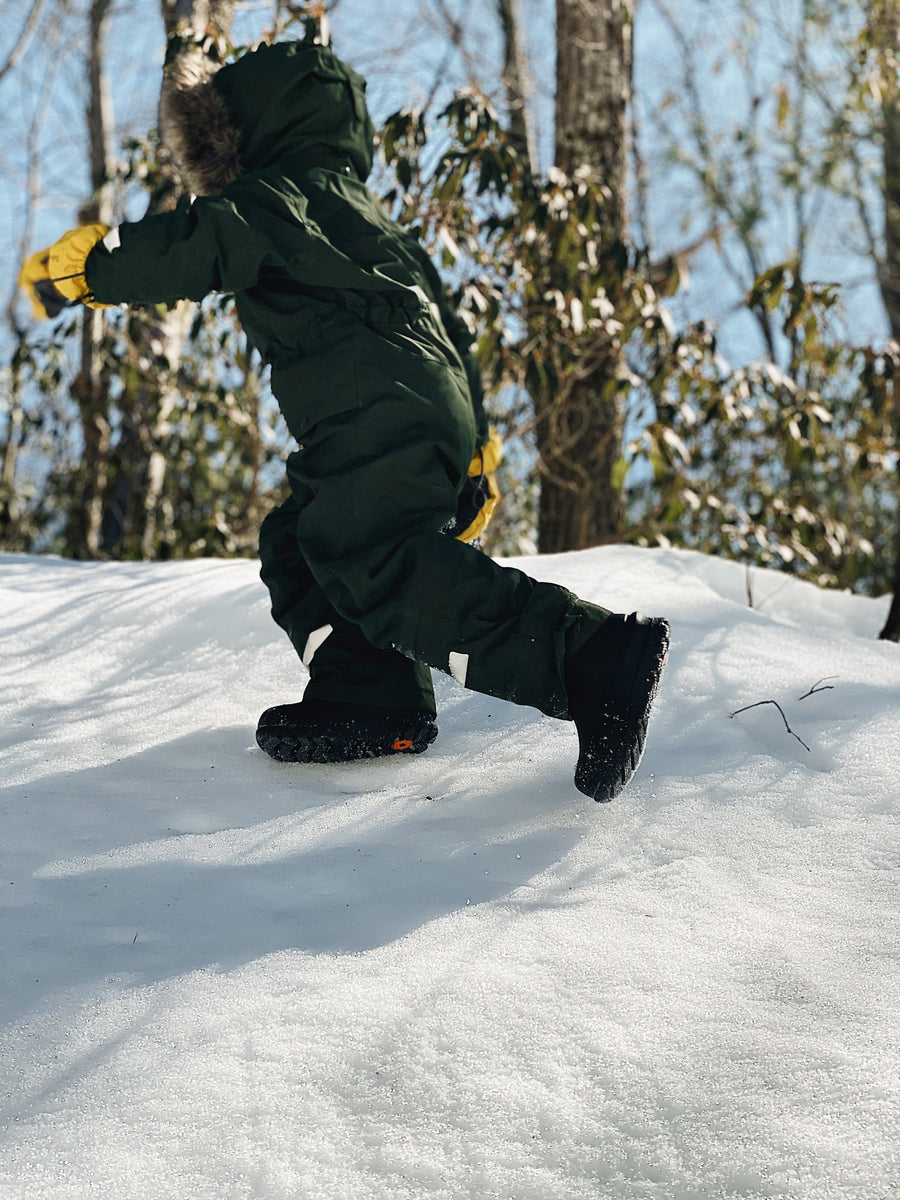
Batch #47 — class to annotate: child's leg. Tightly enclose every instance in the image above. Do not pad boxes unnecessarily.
[264,396,668,799]
[284,400,613,722]
[259,496,435,713]
[257,496,438,762]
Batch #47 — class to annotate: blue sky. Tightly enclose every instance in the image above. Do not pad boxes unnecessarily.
[0,0,889,375]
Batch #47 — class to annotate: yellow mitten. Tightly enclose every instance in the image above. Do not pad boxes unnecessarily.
[46,224,111,309]
[18,248,70,318]
[453,427,503,544]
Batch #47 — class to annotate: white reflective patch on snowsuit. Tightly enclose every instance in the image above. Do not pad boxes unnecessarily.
[449,651,469,686]
[302,623,333,667]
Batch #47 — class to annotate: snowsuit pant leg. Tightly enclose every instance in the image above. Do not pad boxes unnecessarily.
[259,495,437,713]
[285,396,613,721]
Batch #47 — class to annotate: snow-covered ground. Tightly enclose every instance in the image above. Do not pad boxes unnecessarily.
[1,545,898,1200]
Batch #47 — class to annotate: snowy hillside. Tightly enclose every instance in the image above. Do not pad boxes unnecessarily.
[1,545,898,1200]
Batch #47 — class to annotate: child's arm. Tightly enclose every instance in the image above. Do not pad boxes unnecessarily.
[87,198,273,306]
[43,199,273,311]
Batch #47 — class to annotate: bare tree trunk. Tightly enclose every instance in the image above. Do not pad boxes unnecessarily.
[0,324,28,544]
[883,531,900,640]
[68,0,115,559]
[872,0,900,639]
[535,0,633,553]
[159,0,234,34]
[555,0,631,227]
[103,0,235,559]
[2,41,53,549]
[496,0,536,170]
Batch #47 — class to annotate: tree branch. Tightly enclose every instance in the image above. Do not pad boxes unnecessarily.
[0,0,49,84]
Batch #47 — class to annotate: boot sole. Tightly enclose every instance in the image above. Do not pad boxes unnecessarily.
[257,713,438,765]
[574,616,670,802]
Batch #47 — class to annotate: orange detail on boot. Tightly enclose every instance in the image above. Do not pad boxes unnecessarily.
[392,738,413,751]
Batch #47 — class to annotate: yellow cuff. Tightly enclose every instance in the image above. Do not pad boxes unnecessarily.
[468,427,503,476]
[456,478,499,543]
[18,248,54,318]
[47,224,111,308]
[457,428,502,543]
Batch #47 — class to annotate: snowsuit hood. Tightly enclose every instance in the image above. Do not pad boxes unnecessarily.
[159,41,375,195]
[93,37,489,452]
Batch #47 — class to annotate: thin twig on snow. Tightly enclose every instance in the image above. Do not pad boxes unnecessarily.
[729,699,811,752]
[798,676,837,701]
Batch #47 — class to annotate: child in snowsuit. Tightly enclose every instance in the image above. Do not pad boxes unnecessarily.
[21,40,669,801]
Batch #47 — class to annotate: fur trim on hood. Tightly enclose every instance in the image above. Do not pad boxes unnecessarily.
[159,50,243,196]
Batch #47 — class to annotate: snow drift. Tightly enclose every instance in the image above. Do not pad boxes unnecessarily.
[1,545,898,1199]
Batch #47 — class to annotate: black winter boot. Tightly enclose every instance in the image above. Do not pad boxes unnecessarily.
[566,613,670,802]
[256,698,438,764]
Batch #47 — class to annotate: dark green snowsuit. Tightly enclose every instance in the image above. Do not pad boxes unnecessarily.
[85,41,611,719]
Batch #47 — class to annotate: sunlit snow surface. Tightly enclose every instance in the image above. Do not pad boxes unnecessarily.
[1,546,898,1200]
